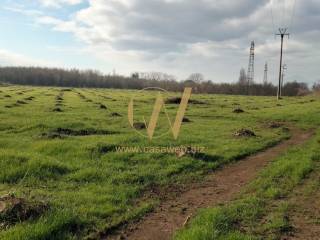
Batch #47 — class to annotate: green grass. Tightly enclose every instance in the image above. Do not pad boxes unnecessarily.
[0,85,319,239]
[175,130,320,240]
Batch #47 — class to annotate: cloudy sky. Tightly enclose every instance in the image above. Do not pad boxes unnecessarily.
[0,0,319,84]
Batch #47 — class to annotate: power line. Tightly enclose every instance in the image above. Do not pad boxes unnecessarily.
[270,1,276,34]
[282,0,286,27]
[289,0,297,31]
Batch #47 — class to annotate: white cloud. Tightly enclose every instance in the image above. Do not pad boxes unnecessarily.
[38,0,83,8]
[4,0,320,84]
[0,49,55,66]
[3,6,43,17]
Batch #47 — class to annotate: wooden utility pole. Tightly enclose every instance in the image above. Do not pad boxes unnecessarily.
[280,64,287,97]
[276,28,289,100]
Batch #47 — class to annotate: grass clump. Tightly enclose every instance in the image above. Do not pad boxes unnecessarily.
[0,210,83,240]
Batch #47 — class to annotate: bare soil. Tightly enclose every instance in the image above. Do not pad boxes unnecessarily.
[282,166,320,240]
[0,194,48,228]
[104,127,314,240]
[41,128,119,139]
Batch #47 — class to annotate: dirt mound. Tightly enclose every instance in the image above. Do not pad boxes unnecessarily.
[16,100,27,105]
[182,117,191,123]
[99,104,107,109]
[0,194,48,227]
[233,108,245,113]
[165,97,206,105]
[268,121,283,129]
[111,112,122,117]
[42,128,119,139]
[234,129,256,137]
[89,144,117,158]
[52,108,63,112]
[133,122,146,130]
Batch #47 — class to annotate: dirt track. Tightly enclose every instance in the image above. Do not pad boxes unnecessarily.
[284,165,320,240]
[105,127,314,240]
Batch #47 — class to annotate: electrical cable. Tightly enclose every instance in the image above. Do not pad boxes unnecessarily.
[270,0,276,34]
[289,0,297,32]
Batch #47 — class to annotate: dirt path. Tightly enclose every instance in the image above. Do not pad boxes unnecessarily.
[106,127,314,240]
[282,164,320,240]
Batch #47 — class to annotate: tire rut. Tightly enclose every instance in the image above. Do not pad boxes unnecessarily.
[105,127,314,240]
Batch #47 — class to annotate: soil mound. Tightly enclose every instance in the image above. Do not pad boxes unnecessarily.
[233,108,245,113]
[234,129,256,137]
[165,97,206,105]
[99,104,107,109]
[42,128,119,139]
[111,112,122,117]
[182,117,191,123]
[0,194,47,227]
[268,122,283,129]
[133,122,146,130]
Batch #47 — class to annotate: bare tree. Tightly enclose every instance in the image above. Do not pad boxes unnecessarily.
[131,72,139,79]
[187,73,204,83]
[0,66,308,96]
[312,80,320,92]
[238,68,247,85]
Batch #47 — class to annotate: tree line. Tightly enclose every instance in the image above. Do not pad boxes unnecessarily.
[0,66,311,96]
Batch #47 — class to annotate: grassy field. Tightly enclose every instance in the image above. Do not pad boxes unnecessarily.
[175,131,320,240]
[0,85,319,239]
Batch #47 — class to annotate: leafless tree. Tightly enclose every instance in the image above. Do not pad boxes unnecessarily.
[238,68,247,85]
[312,80,320,92]
[187,73,204,83]
[0,66,309,96]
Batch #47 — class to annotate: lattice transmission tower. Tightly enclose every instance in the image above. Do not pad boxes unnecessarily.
[263,62,268,84]
[247,41,255,94]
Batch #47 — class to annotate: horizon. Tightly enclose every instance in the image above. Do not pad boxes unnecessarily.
[0,65,313,88]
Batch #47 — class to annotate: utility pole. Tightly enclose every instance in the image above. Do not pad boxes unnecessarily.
[280,64,287,97]
[263,62,268,85]
[276,28,289,100]
[247,41,255,95]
